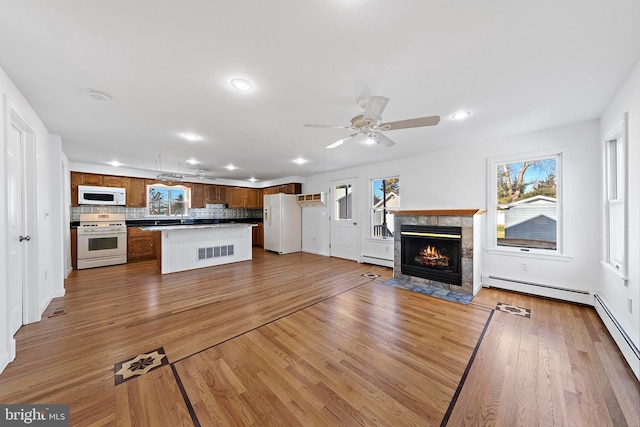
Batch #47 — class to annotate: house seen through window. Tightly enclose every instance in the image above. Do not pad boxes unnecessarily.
[147,185,190,216]
[372,177,399,238]
[494,155,560,252]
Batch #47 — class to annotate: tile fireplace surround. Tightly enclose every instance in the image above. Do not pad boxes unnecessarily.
[392,209,486,296]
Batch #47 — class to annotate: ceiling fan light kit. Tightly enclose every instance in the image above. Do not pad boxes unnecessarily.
[304,95,440,149]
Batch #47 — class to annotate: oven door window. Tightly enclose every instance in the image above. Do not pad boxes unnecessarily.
[88,236,119,251]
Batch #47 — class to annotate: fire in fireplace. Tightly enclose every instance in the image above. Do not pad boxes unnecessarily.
[400,225,462,285]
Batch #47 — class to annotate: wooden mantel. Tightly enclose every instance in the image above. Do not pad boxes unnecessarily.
[390,209,486,216]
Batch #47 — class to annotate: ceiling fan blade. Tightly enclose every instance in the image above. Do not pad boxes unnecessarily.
[303,123,351,129]
[380,115,440,130]
[372,133,396,147]
[362,96,389,123]
[326,133,360,149]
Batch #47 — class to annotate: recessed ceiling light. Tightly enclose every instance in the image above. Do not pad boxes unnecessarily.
[88,89,111,101]
[185,158,199,165]
[179,132,202,142]
[248,177,258,182]
[293,157,308,165]
[225,164,237,170]
[230,78,253,91]
[451,110,471,120]
[108,161,122,167]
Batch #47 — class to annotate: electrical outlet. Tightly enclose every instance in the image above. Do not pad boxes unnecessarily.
[629,298,633,313]
[520,263,528,271]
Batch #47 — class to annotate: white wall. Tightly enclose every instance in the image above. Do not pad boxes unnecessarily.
[1,67,61,374]
[599,61,640,378]
[303,121,601,298]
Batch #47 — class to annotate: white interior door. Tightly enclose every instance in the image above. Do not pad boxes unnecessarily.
[330,178,359,261]
[6,120,26,335]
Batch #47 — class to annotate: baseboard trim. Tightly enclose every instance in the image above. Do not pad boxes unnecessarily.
[482,275,591,305]
[361,255,393,268]
[0,338,16,375]
[593,294,640,380]
[301,249,329,257]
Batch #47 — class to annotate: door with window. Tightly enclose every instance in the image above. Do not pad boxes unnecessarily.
[330,178,359,261]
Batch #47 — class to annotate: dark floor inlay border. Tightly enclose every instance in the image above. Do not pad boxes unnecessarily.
[495,302,531,318]
[114,347,169,385]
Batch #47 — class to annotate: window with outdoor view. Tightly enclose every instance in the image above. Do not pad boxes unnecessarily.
[604,117,627,275]
[147,184,190,216]
[372,177,399,238]
[492,154,561,252]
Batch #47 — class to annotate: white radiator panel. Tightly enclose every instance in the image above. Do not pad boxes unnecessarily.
[482,275,591,305]
[160,226,252,274]
[594,294,640,380]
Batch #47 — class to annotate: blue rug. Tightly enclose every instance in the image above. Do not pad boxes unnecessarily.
[383,278,473,305]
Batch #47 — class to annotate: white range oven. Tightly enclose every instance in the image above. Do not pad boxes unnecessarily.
[77,213,127,269]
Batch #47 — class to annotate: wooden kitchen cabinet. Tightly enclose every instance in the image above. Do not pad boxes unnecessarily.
[70,228,77,269]
[127,177,147,207]
[190,183,205,208]
[228,187,247,208]
[207,185,229,204]
[103,175,128,188]
[252,222,264,247]
[245,188,262,209]
[127,227,158,261]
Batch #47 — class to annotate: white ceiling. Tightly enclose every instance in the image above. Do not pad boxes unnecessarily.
[1,1,639,182]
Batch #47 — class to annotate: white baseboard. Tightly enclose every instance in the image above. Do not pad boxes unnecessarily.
[594,294,640,380]
[481,275,591,305]
[0,338,16,375]
[302,249,329,257]
[361,255,393,268]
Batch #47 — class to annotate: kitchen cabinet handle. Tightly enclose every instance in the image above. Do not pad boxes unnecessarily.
[19,235,31,242]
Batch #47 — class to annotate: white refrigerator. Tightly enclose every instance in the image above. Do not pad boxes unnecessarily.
[263,193,302,254]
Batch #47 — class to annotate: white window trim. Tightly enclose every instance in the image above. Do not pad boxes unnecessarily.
[487,148,565,257]
[146,183,191,217]
[602,113,628,281]
[370,176,399,240]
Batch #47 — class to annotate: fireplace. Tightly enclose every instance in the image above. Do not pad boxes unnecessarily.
[401,225,462,286]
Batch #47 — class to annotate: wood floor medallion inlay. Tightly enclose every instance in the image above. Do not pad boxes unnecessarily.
[114,347,169,385]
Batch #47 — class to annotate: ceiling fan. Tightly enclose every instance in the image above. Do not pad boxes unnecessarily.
[303,96,440,149]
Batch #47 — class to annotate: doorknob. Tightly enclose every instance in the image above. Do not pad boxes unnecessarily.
[353,222,357,225]
[19,235,31,242]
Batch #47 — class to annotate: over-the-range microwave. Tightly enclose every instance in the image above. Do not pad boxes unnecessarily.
[78,185,126,206]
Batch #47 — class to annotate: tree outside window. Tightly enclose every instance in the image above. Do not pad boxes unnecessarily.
[372,177,399,238]
[147,185,190,216]
[494,156,560,252]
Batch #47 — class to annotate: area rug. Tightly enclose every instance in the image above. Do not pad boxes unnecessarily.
[383,278,473,305]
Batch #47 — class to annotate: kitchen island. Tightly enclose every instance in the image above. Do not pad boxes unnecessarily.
[139,223,255,274]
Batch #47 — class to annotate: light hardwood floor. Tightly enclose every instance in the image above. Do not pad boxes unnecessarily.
[0,249,638,426]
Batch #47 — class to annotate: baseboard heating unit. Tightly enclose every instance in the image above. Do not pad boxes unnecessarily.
[594,294,640,380]
[361,255,393,268]
[482,275,591,305]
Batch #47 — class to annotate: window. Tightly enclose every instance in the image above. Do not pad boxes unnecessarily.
[334,184,353,220]
[604,115,627,275]
[489,151,562,253]
[147,184,190,216]
[372,177,399,238]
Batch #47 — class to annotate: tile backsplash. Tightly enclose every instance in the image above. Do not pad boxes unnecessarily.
[71,204,262,221]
